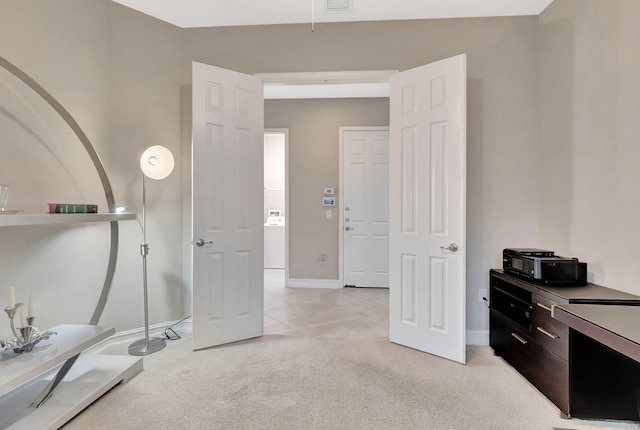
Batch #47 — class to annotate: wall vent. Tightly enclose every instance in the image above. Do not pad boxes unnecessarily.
[327,0,351,13]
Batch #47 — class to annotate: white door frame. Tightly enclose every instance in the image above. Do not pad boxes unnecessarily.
[338,126,390,288]
[264,128,290,280]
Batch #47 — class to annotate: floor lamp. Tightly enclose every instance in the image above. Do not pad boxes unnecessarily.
[129,145,175,356]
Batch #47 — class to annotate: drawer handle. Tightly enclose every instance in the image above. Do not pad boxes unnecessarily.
[536,326,559,339]
[511,332,528,345]
[536,302,553,312]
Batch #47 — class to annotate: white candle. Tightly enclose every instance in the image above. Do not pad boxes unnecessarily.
[28,294,34,317]
[9,285,15,309]
[20,306,27,327]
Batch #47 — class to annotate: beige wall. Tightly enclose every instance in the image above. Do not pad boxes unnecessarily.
[1,0,637,340]
[1,1,550,336]
[265,98,389,279]
[184,17,541,332]
[0,0,112,337]
[539,0,640,293]
[105,3,185,328]
[6,0,604,336]
[0,0,186,334]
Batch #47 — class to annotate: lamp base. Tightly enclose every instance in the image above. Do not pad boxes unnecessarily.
[128,337,166,356]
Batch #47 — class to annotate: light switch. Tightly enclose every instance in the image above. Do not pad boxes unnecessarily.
[326,210,332,219]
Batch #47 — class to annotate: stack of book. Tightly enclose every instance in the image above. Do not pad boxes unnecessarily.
[48,203,98,214]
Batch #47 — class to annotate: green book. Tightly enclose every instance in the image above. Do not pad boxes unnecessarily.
[48,203,98,214]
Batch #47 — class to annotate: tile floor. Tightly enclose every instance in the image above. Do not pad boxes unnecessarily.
[93,269,389,356]
[263,269,389,339]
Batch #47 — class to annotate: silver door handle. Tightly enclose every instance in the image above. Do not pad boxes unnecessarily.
[195,239,212,247]
[345,226,355,231]
[440,243,459,252]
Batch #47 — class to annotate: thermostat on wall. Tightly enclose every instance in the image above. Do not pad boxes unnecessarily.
[324,188,334,195]
[322,197,335,206]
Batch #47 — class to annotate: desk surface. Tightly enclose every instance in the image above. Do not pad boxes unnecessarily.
[490,270,640,303]
[553,304,640,363]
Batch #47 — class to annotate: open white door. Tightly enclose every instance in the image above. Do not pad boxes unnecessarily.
[191,62,264,350]
[389,54,467,364]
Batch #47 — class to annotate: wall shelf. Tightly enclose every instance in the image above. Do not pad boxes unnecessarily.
[0,55,142,430]
[0,324,144,429]
[0,324,115,398]
[0,213,136,227]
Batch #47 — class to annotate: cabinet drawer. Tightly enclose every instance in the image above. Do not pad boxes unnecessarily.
[532,294,568,334]
[491,312,569,414]
[531,295,569,360]
[531,321,568,361]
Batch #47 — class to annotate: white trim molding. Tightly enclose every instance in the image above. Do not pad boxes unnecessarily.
[257,70,398,99]
[85,319,193,354]
[263,83,389,99]
[256,70,398,85]
[287,278,343,289]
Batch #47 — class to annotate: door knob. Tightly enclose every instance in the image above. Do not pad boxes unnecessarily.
[440,243,459,252]
[195,238,213,247]
[345,226,355,231]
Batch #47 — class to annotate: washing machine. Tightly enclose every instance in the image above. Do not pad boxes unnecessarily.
[264,216,285,269]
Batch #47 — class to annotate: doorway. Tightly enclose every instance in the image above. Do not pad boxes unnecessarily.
[192,57,466,362]
[264,130,288,274]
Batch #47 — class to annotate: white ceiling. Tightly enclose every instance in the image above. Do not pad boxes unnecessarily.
[111,0,555,29]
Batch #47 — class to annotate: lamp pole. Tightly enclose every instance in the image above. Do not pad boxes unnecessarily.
[141,174,150,347]
[129,149,172,356]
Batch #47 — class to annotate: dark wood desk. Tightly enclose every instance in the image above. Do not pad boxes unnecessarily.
[553,304,640,363]
[488,270,640,417]
[553,304,640,421]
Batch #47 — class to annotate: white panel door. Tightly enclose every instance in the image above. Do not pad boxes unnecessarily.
[389,54,467,364]
[191,62,264,350]
[341,128,389,288]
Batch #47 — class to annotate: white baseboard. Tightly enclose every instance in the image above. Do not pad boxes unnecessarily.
[466,329,489,345]
[87,318,193,354]
[286,278,343,289]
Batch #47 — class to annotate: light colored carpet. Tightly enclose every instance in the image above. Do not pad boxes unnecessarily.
[61,332,639,430]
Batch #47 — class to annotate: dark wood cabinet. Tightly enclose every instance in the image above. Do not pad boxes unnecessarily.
[489,269,640,417]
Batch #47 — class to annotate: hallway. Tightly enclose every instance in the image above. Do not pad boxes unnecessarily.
[263,269,389,339]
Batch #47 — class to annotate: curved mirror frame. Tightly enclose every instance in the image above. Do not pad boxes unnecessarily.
[0,55,118,326]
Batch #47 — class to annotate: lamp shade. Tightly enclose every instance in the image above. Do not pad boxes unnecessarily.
[140,145,174,180]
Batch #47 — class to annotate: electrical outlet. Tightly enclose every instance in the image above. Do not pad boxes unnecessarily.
[320,253,327,264]
[478,289,488,303]
[326,210,332,219]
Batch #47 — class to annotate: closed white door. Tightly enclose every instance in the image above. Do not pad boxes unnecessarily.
[389,54,467,364]
[341,127,390,288]
[191,62,264,350]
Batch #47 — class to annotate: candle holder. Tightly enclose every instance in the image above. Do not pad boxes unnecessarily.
[1,304,56,353]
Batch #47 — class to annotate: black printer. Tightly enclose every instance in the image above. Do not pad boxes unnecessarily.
[502,248,587,285]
